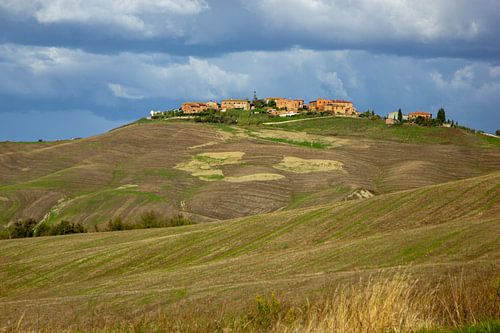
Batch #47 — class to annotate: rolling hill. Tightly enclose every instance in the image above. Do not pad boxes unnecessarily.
[0,169,498,331]
[0,118,499,331]
[0,119,499,230]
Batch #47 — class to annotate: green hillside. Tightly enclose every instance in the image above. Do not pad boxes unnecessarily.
[0,171,498,331]
[1,121,499,231]
[266,116,500,147]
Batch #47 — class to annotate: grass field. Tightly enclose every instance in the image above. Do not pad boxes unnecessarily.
[0,120,499,331]
[0,171,498,331]
[267,117,500,147]
[1,121,499,228]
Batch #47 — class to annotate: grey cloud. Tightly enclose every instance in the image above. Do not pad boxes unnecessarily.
[1,1,499,60]
[0,0,208,37]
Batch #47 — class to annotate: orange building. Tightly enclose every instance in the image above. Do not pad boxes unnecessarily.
[265,97,284,104]
[182,102,208,114]
[181,101,218,114]
[274,98,304,112]
[309,98,357,115]
[408,111,432,121]
[221,99,250,110]
[206,101,219,110]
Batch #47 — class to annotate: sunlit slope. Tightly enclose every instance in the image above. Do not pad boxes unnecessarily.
[0,121,499,227]
[268,116,500,147]
[0,171,498,319]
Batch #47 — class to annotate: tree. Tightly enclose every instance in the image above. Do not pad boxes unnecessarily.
[267,99,276,108]
[49,220,85,235]
[437,108,446,123]
[496,129,500,136]
[397,109,403,122]
[8,218,37,238]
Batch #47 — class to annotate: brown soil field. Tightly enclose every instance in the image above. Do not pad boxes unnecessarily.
[0,121,499,226]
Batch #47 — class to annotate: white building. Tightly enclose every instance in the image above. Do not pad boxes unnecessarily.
[387,111,399,120]
[387,111,408,121]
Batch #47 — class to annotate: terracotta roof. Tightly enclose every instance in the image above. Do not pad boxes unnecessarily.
[311,98,352,103]
[409,111,431,115]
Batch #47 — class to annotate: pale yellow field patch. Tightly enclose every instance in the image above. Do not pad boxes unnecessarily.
[0,196,9,202]
[198,151,245,164]
[116,184,139,190]
[224,173,285,183]
[274,156,344,173]
[175,151,245,181]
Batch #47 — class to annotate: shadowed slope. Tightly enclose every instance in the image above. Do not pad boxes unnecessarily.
[0,171,498,323]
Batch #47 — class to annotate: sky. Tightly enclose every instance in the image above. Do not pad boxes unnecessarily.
[1,0,499,141]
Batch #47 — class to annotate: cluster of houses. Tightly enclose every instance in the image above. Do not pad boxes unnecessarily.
[385,110,433,125]
[177,97,358,117]
[149,96,440,126]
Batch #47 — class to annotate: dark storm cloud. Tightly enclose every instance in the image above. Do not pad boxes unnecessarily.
[1,0,499,140]
[1,0,499,60]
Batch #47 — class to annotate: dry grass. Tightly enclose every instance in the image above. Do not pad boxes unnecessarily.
[224,173,285,183]
[274,274,435,333]
[272,272,500,333]
[1,122,499,225]
[2,271,497,332]
[174,151,245,181]
[274,156,344,173]
[0,171,498,331]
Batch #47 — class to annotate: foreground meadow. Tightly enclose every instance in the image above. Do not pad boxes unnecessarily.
[1,171,498,332]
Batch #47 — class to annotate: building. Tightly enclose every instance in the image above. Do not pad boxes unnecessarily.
[221,99,250,110]
[385,118,397,125]
[408,111,432,121]
[206,101,219,110]
[274,98,304,112]
[181,101,219,114]
[181,102,208,114]
[265,97,284,104]
[309,98,357,115]
[387,111,399,120]
[387,111,409,121]
[150,110,162,117]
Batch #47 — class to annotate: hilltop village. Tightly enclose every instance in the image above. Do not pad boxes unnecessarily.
[179,97,358,117]
[152,97,358,118]
[149,96,446,127]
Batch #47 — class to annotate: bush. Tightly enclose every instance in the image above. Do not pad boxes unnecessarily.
[103,212,194,232]
[139,211,162,228]
[138,211,194,229]
[248,292,283,329]
[48,220,86,235]
[106,217,129,231]
[6,218,38,238]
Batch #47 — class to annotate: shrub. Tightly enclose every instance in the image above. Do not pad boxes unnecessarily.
[139,211,162,228]
[138,211,194,229]
[248,292,283,329]
[7,218,38,238]
[49,220,86,235]
[164,214,194,227]
[106,217,129,231]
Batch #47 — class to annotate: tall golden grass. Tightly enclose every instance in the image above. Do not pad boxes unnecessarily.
[271,272,499,333]
[2,271,498,332]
